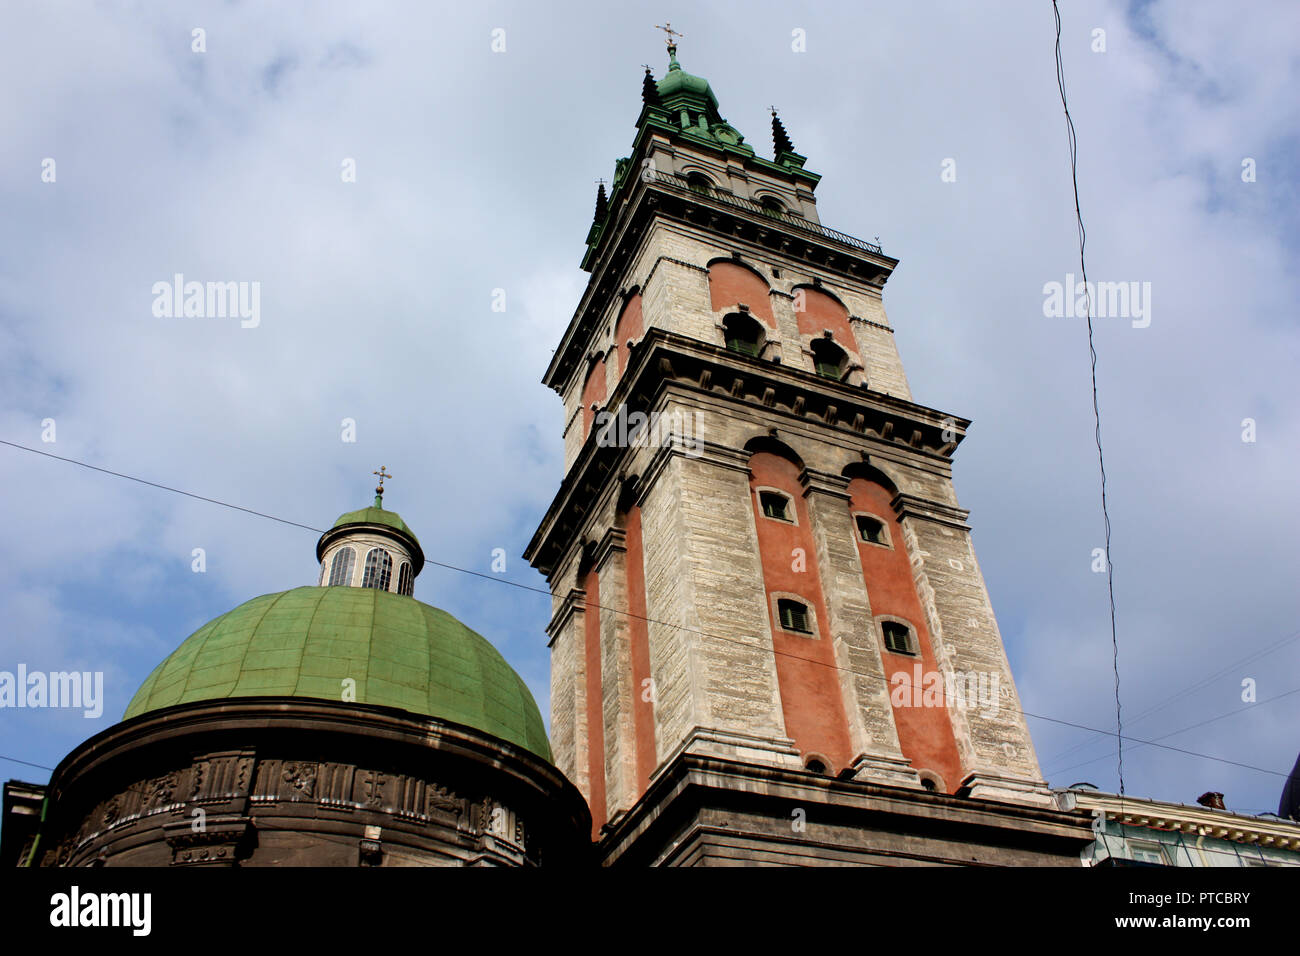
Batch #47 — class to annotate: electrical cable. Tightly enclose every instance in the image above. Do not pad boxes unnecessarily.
[1053,0,1124,797]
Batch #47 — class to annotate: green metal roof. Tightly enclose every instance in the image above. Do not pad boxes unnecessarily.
[124,587,551,761]
[331,503,419,547]
[657,53,718,111]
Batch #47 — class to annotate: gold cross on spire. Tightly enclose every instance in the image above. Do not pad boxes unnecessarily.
[373,466,392,497]
[654,21,683,46]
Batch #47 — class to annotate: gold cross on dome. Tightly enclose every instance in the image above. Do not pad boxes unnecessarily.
[373,466,392,492]
[654,22,683,45]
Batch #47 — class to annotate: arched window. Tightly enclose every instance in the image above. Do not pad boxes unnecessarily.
[856,515,887,545]
[686,172,712,195]
[722,312,765,357]
[397,562,413,597]
[760,195,785,218]
[362,548,393,591]
[810,338,848,380]
[881,620,915,655]
[778,598,812,634]
[759,490,792,522]
[327,547,355,587]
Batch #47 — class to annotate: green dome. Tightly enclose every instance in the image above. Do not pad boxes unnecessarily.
[332,505,419,547]
[124,587,551,761]
[657,64,718,110]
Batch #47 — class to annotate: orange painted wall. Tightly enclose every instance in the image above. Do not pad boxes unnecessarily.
[624,506,657,789]
[848,478,965,792]
[794,286,854,345]
[614,293,643,376]
[708,262,775,326]
[582,567,606,836]
[747,451,854,770]
[580,355,607,441]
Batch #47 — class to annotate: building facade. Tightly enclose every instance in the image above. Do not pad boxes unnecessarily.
[524,45,1094,864]
[1057,786,1300,867]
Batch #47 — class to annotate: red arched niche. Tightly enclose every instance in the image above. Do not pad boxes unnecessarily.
[793,285,854,346]
[708,261,775,326]
[846,474,965,793]
[580,353,607,441]
[747,446,853,771]
[613,292,643,376]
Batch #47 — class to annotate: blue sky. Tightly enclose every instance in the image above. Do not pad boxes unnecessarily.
[1,1,1297,818]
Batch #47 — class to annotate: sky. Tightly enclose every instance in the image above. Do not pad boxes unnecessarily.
[1,0,1297,821]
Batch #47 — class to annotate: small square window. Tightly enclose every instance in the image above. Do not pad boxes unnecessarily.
[882,621,913,655]
[1129,843,1167,865]
[760,491,791,521]
[856,515,886,545]
[778,599,812,634]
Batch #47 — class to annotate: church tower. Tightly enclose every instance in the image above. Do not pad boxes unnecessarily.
[526,39,1090,865]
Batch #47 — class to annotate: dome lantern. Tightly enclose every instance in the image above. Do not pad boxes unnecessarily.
[315,468,424,595]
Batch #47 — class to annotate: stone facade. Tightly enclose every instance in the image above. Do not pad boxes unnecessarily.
[602,747,1090,867]
[19,699,591,868]
[1058,786,1300,867]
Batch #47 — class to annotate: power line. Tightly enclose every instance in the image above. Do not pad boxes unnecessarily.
[1041,626,1300,770]
[2,439,1291,782]
[1053,0,1124,796]
[1046,684,1300,780]
[0,439,321,534]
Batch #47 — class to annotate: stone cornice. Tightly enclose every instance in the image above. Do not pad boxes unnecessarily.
[850,314,895,334]
[799,468,852,500]
[547,168,899,394]
[315,521,425,575]
[1059,789,1300,851]
[43,698,589,830]
[592,527,627,571]
[892,493,972,531]
[600,749,1093,866]
[526,329,972,578]
[546,587,586,642]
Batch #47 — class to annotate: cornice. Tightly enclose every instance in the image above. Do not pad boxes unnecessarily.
[892,493,972,531]
[1063,790,1300,851]
[548,171,898,394]
[526,329,972,577]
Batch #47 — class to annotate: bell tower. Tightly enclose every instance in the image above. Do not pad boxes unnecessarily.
[527,39,1081,864]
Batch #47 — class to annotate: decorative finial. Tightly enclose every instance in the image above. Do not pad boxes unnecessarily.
[654,21,684,46]
[373,465,392,507]
[654,22,683,68]
[770,107,795,156]
[593,180,608,222]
